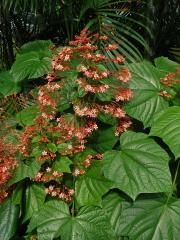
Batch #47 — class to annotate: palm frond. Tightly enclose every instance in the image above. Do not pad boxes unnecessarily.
[80,0,151,65]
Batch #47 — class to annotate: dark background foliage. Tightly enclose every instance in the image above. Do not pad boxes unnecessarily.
[1,0,179,69]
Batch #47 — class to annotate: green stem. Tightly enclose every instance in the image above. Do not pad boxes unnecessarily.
[72,200,75,218]
[166,158,180,203]
[72,177,75,217]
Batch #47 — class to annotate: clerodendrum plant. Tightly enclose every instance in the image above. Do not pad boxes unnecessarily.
[0,29,180,240]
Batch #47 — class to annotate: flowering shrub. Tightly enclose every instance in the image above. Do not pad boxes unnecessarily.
[15,28,132,203]
[0,139,18,202]
[0,31,180,240]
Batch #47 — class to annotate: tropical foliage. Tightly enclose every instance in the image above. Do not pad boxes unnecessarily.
[0,0,152,69]
[0,27,180,239]
[0,0,180,239]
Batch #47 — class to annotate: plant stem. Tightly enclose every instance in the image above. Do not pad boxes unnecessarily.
[166,158,180,203]
[72,177,75,218]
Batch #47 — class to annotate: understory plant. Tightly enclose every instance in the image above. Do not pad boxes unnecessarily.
[0,29,180,240]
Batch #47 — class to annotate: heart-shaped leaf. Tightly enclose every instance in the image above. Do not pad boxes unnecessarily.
[124,61,169,127]
[119,197,180,240]
[103,131,172,199]
[0,197,20,240]
[91,127,118,152]
[53,157,73,173]
[23,183,46,222]
[0,71,21,96]
[102,192,125,237]
[154,57,180,73]
[75,161,112,207]
[8,160,41,186]
[27,200,70,240]
[19,40,53,55]
[150,106,180,158]
[11,52,52,82]
[16,105,40,126]
[27,200,115,240]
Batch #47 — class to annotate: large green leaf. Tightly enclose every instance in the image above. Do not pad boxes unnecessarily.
[74,148,96,164]
[12,182,24,206]
[75,161,112,207]
[154,57,180,73]
[47,143,57,153]
[103,131,172,200]
[91,126,118,153]
[10,51,52,82]
[150,106,180,158]
[23,183,46,222]
[16,105,40,125]
[60,206,115,240]
[102,192,125,237]
[0,197,20,240]
[119,197,180,240]
[19,40,53,55]
[27,200,70,240]
[8,159,41,186]
[0,71,21,96]
[124,61,169,127]
[53,156,73,173]
[28,200,115,240]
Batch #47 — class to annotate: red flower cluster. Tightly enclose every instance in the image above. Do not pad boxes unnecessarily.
[115,67,131,83]
[160,69,180,87]
[33,168,63,182]
[72,154,100,177]
[45,184,74,202]
[98,104,126,118]
[74,104,98,118]
[115,87,133,102]
[18,125,40,157]
[77,78,109,93]
[0,139,18,202]
[14,28,133,204]
[78,65,110,80]
[115,117,132,136]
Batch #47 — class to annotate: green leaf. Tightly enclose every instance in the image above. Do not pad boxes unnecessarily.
[91,127,118,153]
[0,197,20,240]
[47,143,57,153]
[119,197,180,240]
[8,159,41,186]
[60,206,115,240]
[124,61,169,127]
[57,143,70,154]
[53,157,73,173]
[154,57,180,74]
[27,200,70,240]
[12,182,23,206]
[96,64,107,72]
[32,135,41,143]
[75,161,112,207]
[28,200,115,240]
[74,148,96,164]
[59,70,78,80]
[150,106,180,158]
[20,40,53,55]
[11,51,52,82]
[77,85,86,97]
[0,71,21,96]
[98,112,117,126]
[102,192,125,237]
[96,90,114,101]
[16,105,40,125]
[23,183,46,222]
[57,98,71,112]
[103,131,172,200]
